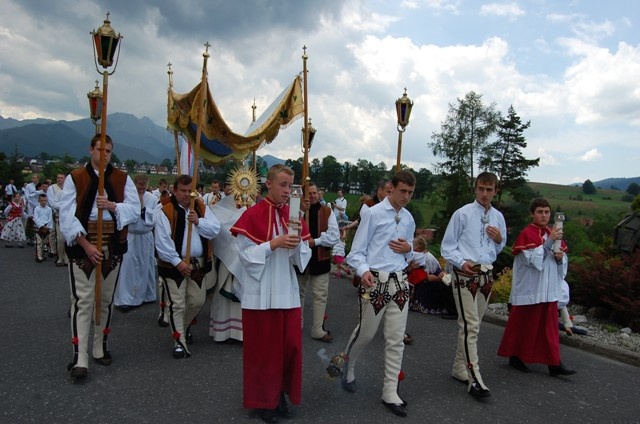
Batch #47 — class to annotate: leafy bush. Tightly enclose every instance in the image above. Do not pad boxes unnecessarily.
[490,267,512,304]
[569,249,640,331]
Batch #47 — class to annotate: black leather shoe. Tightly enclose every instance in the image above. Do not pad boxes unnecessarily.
[382,401,407,417]
[157,313,169,327]
[341,373,356,393]
[69,366,88,379]
[172,343,189,359]
[403,333,414,345]
[441,313,458,320]
[115,305,132,313]
[277,393,295,419]
[509,356,530,373]
[93,352,112,366]
[257,408,278,423]
[312,332,333,343]
[468,381,491,398]
[186,328,194,345]
[549,364,577,377]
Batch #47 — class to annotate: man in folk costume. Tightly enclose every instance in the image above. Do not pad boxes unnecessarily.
[231,164,311,423]
[441,172,507,398]
[497,198,577,376]
[59,134,140,380]
[297,181,339,342]
[154,174,220,358]
[339,170,416,418]
[47,173,68,266]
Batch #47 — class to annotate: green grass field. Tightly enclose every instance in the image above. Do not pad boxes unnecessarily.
[527,182,632,219]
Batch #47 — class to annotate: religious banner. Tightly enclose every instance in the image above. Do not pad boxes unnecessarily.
[167,75,304,164]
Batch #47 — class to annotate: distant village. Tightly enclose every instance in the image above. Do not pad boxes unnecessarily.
[26,158,200,176]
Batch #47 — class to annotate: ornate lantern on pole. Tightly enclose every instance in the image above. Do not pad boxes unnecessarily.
[87,80,103,134]
[89,12,122,325]
[395,88,413,172]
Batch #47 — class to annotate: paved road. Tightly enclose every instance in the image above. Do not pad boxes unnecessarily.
[1,244,639,424]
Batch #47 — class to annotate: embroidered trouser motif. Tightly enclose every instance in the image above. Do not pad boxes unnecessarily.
[344,275,409,404]
[450,267,493,391]
[69,248,121,368]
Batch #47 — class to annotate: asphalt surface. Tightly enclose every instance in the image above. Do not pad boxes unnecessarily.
[1,244,639,424]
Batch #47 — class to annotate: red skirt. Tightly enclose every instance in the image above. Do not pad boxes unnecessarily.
[242,308,302,409]
[497,302,561,366]
[407,268,427,285]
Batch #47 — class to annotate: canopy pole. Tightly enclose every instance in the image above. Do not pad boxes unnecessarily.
[185,42,210,264]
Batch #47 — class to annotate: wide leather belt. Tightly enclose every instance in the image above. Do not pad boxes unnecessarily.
[370,270,406,280]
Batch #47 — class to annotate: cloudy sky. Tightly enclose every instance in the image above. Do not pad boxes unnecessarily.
[1,0,639,184]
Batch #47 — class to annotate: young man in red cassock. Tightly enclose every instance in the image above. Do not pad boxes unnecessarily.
[231,164,311,423]
[497,198,577,377]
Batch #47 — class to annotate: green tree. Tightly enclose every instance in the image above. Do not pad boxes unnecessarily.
[309,158,321,182]
[631,195,640,211]
[316,155,342,191]
[353,159,377,195]
[285,157,303,184]
[124,159,137,174]
[61,154,76,165]
[412,167,434,200]
[582,179,597,195]
[0,147,25,184]
[626,182,640,196]
[43,161,71,179]
[429,91,499,220]
[479,105,539,206]
[160,158,173,169]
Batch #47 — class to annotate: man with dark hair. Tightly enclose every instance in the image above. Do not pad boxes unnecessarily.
[59,134,140,380]
[155,174,220,358]
[340,170,416,418]
[152,178,168,198]
[441,171,507,398]
[297,182,339,342]
[203,180,222,207]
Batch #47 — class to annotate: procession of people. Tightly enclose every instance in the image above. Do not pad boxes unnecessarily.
[1,144,579,422]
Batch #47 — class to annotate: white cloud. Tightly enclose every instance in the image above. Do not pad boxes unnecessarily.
[537,148,559,166]
[577,148,602,162]
[480,3,525,20]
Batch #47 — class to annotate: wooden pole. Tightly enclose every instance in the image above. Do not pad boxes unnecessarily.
[301,46,311,224]
[184,43,210,264]
[174,130,181,175]
[395,129,403,173]
[94,69,109,325]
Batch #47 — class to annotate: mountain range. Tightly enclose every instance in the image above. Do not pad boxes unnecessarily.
[0,113,175,164]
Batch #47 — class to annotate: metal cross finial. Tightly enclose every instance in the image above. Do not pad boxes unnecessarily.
[204,41,211,52]
[302,45,308,59]
[106,11,110,21]
[167,62,173,87]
